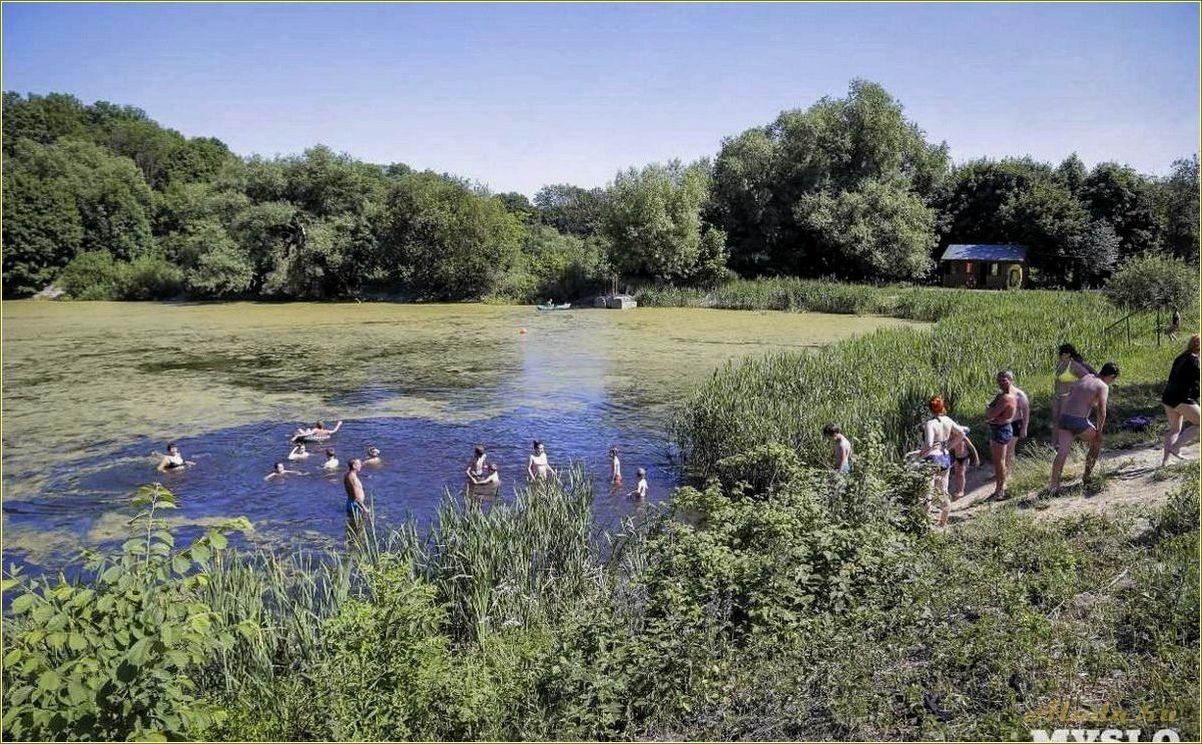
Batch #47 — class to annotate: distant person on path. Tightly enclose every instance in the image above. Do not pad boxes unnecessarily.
[1161,334,1200,466]
[949,425,980,503]
[1050,362,1120,494]
[823,423,853,474]
[527,440,554,481]
[905,396,957,527]
[629,467,648,500]
[610,447,622,485]
[288,443,310,461]
[986,372,1018,499]
[264,462,303,480]
[1002,372,1030,470]
[1167,307,1182,341]
[1052,344,1096,437]
[322,448,340,471]
[363,447,382,466]
[344,458,368,524]
[156,442,195,472]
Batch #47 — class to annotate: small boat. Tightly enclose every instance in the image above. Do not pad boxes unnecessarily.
[535,302,572,311]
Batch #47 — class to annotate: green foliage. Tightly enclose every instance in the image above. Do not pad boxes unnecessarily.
[1,485,253,741]
[56,251,126,300]
[533,183,608,236]
[1156,154,1200,263]
[1105,254,1199,311]
[604,159,722,282]
[488,225,609,303]
[377,172,524,300]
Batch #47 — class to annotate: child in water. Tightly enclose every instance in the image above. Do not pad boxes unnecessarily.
[610,446,622,484]
[629,467,648,500]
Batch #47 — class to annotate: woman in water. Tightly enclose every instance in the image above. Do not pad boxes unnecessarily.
[1052,343,1096,433]
[905,396,959,527]
[609,447,622,485]
[288,443,310,460]
[156,442,195,472]
[322,448,340,471]
[467,446,486,480]
[264,462,303,480]
[1162,334,1200,466]
[363,447,382,466]
[527,440,554,481]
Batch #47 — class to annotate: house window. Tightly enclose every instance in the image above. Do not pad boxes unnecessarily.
[991,263,999,275]
[963,262,974,274]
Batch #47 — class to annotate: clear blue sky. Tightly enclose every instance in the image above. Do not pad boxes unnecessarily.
[3,3,1198,196]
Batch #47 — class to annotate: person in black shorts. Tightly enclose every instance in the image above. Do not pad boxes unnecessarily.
[1162,334,1200,466]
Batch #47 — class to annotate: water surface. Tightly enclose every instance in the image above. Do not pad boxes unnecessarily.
[2,301,916,567]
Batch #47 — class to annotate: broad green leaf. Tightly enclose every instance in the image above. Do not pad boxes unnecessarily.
[9,593,35,614]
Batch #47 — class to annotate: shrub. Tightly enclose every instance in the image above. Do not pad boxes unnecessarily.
[1105,254,1199,312]
[56,250,124,299]
[119,255,183,299]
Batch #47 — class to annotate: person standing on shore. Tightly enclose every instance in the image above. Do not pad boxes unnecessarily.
[1161,334,1200,466]
[1052,344,1096,439]
[986,372,1018,499]
[1002,371,1030,470]
[1050,362,1119,494]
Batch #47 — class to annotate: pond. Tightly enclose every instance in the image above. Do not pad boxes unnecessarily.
[1,300,917,569]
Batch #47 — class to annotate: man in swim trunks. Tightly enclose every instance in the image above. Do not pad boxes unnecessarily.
[986,372,1018,499]
[823,423,853,474]
[1050,362,1119,494]
[344,458,367,523]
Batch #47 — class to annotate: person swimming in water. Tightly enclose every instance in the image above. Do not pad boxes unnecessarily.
[322,448,340,471]
[291,420,342,443]
[363,447,382,466]
[610,447,622,485]
[469,462,500,488]
[467,446,486,480]
[628,467,648,500]
[264,462,303,480]
[288,443,310,461]
[527,440,554,481]
[156,442,195,472]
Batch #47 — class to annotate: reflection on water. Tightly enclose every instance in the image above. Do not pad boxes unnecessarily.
[2,301,918,569]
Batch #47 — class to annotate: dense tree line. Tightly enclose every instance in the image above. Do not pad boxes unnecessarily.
[2,84,1197,300]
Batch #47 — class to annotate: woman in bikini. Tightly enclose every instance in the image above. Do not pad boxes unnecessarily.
[156,442,195,472]
[1052,344,1096,437]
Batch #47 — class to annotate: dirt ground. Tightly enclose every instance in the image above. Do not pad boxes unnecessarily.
[944,439,1200,526]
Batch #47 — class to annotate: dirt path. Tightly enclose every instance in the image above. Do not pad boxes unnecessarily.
[945,440,1199,526]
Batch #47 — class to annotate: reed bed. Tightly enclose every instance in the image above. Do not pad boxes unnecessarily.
[672,288,1182,479]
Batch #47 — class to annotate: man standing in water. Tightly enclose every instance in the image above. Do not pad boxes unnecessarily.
[985,373,1017,500]
[1050,362,1120,494]
[344,458,368,524]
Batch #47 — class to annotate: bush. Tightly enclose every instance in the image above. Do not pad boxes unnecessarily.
[120,255,183,299]
[1105,254,1199,312]
[56,250,124,299]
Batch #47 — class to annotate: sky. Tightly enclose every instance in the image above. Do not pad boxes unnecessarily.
[2,3,1199,196]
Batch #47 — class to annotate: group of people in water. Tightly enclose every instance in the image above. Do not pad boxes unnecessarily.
[824,334,1200,528]
[155,420,651,528]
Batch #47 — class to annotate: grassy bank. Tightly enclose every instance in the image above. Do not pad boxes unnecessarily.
[666,281,1192,479]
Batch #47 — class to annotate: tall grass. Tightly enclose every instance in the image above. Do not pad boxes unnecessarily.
[672,287,1183,479]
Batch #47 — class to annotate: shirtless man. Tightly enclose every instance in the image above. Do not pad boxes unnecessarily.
[1050,362,1120,494]
[1002,372,1030,470]
[822,423,853,474]
[344,458,368,523]
[985,372,1018,499]
[292,420,342,443]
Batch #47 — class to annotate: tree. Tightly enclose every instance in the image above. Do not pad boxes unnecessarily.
[1156,154,1200,263]
[495,192,536,223]
[1105,254,1198,312]
[1080,162,1160,256]
[377,173,524,300]
[177,220,254,297]
[796,178,937,280]
[533,184,608,236]
[603,160,724,282]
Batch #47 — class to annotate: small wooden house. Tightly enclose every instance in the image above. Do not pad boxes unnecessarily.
[940,244,1028,289]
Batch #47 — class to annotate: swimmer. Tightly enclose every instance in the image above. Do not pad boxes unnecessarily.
[610,447,622,484]
[469,462,500,487]
[322,448,340,471]
[466,446,486,480]
[822,423,853,474]
[363,447,382,466]
[156,442,196,472]
[291,420,343,443]
[264,462,303,480]
[628,467,648,500]
[288,443,310,460]
[527,440,555,481]
[344,458,368,524]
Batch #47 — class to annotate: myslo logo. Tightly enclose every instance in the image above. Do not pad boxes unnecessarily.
[1028,730,1179,742]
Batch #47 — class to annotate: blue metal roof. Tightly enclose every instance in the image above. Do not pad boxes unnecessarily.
[940,244,1027,262]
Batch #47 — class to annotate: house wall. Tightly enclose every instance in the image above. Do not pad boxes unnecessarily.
[941,260,1027,289]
